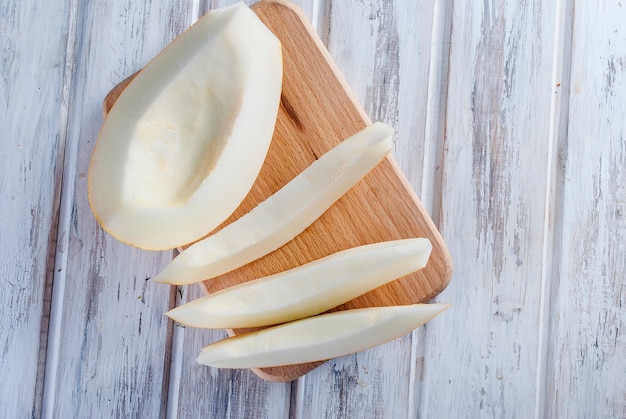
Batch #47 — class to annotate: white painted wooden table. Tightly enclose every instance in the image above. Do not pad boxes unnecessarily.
[1,0,624,417]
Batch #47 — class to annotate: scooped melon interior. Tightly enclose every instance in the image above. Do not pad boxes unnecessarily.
[88,3,282,250]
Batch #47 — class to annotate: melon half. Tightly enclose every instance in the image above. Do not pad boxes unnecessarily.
[88,3,282,250]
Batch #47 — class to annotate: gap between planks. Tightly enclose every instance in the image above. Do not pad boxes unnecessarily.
[534,0,574,417]
[412,0,453,417]
[41,0,82,416]
[166,281,188,419]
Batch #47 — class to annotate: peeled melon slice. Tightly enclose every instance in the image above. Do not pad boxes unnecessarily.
[167,238,432,328]
[153,122,394,284]
[88,3,282,250]
[196,304,450,369]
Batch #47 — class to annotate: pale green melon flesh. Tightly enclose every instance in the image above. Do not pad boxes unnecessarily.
[167,238,432,329]
[196,304,450,369]
[88,3,282,250]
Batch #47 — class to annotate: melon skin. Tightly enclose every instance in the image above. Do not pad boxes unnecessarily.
[88,3,283,250]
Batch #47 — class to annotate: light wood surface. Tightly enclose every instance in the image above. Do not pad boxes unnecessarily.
[1,0,624,417]
[103,0,452,382]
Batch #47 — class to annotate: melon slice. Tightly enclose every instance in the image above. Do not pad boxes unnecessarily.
[196,304,450,369]
[88,3,282,250]
[167,238,432,328]
[153,122,394,284]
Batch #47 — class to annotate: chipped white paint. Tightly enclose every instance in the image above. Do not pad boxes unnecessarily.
[545,1,626,417]
[0,0,624,418]
[41,1,195,417]
[421,0,560,417]
[0,0,74,416]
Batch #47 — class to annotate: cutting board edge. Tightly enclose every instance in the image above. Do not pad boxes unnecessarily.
[257,0,373,125]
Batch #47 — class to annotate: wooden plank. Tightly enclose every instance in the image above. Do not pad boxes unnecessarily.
[419,1,559,416]
[292,1,441,417]
[0,0,72,416]
[42,1,196,417]
[544,1,626,417]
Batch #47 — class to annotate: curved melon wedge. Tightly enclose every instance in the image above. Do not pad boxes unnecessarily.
[88,3,282,250]
[153,122,394,284]
[167,238,432,328]
[196,303,450,369]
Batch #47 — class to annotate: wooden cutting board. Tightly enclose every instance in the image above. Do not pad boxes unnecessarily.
[103,0,452,382]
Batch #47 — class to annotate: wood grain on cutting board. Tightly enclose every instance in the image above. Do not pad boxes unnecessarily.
[104,0,452,382]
